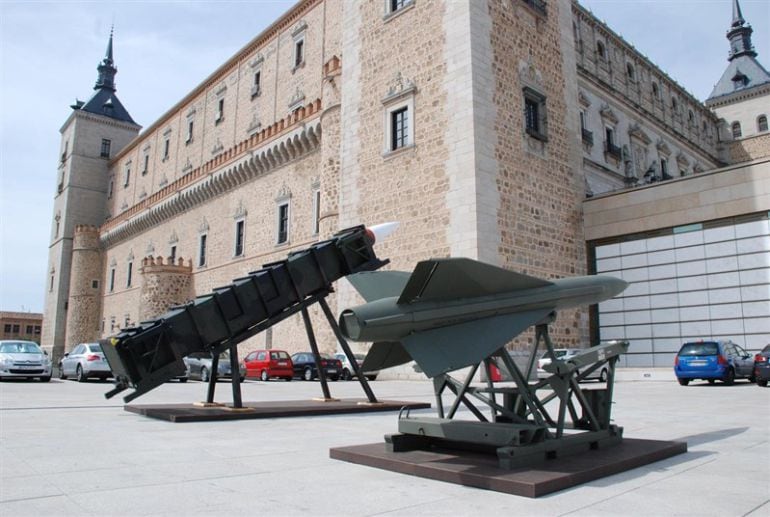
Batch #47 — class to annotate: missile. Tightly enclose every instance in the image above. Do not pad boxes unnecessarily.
[339,258,627,378]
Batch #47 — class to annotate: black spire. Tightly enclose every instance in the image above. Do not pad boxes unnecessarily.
[727,0,756,61]
[95,27,117,91]
[76,27,137,125]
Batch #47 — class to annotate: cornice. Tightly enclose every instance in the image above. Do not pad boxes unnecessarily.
[100,117,322,247]
[705,82,770,109]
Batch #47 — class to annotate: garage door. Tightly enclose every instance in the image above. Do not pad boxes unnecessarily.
[593,213,770,367]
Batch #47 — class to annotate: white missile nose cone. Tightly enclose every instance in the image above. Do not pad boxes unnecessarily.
[367,221,399,243]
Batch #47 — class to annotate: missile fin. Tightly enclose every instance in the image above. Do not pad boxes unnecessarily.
[347,271,412,302]
[361,341,412,372]
[401,308,553,378]
[397,258,553,305]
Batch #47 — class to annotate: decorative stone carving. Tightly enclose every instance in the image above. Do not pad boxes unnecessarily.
[249,53,264,69]
[215,82,227,97]
[291,19,307,37]
[656,139,671,156]
[383,72,416,103]
[162,127,173,137]
[127,250,134,262]
[168,231,178,245]
[109,258,117,268]
[186,106,197,118]
[578,90,591,107]
[146,241,155,255]
[518,56,544,89]
[599,104,619,124]
[247,113,262,134]
[310,176,320,190]
[182,158,192,173]
[275,183,292,201]
[233,200,248,220]
[198,218,209,234]
[211,139,224,155]
[288,88,306,110]
[138,188,147,200]
[120,201,128,211]
[158,174,168,187]
[628,123,651,145]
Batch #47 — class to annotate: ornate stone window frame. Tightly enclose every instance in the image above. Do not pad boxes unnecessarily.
[382,73,416,157]
[291,21,307,73]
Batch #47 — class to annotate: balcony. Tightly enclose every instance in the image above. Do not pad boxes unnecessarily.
[581,128,594,146]
[604,141,622,161]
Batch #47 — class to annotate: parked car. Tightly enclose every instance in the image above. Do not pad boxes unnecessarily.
[59,342,111,382]
[291,352,341,381]
[674,340,754,385]
[243,349,293,381]
[536,348,609,382]
[334,353,378,381]
[0,340,52,382]
[753,344,770,387]
[184,350,245,382]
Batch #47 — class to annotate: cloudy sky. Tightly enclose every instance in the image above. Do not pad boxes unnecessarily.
[1,0,768,315]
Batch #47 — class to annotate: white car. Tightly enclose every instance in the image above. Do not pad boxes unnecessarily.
[0,340,52,382]
[60,342,112,382]
[334,353,378,381]
[537,348,609,382]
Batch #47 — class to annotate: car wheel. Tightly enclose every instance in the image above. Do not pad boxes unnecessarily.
[179,378,188,383]
[40,376,51,382]
[200,367,209,382]
[239,376,245,383]
[723,368,735,385]
[677,378,689,386]
[708,379,716,385]
[59,364,67,380]
[330,375,339,382]
[76,365,87,383]
[365,374,377,382]
[599,368,608,383]
[260,370,269,382]
[303,367,313,381]
[758,379,768,387]
[341,368,351,381]
[285,376,292,382]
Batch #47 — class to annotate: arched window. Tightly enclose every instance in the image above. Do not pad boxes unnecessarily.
[732,122,742,139]
[626,63,635,80]
[596,41,606,59]
[688,110,695,125]
[758,115,768,133]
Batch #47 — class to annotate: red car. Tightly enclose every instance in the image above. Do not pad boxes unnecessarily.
[243,350,293,381]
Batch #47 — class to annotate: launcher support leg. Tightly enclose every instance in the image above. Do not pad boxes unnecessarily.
[301,307,332,400]
[318,297,378,403]
[483,358,497,422]
[206,353,220,404]
[228,345,243,408]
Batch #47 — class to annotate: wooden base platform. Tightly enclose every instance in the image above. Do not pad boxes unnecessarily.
[330,438,687,498]
[125,399,430,423]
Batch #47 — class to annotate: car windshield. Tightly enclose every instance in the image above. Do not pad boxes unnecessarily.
[762,344,770,354]
[0,342,41,354]
[679,342,719,356]
[270,351,289,360]
[88,344,103,353]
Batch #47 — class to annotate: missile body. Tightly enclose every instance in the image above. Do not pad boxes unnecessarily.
[339,258,627,378]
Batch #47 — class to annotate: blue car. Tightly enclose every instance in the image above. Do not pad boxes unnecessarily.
[674,340,754,386]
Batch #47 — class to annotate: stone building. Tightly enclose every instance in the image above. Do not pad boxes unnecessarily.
[0,312,43,343]
[43,0,769,370]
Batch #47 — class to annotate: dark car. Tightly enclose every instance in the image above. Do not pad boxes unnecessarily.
[183,350,245,382]
[291,352,341,381]
[753,344,770,387]
[674,340,754,385]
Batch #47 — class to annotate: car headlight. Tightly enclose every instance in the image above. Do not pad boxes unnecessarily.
[0,356,11,368]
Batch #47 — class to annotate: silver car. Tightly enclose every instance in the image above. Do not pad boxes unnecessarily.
[0,340,52,382]
[59,342,112,382]
[334,353,378,381]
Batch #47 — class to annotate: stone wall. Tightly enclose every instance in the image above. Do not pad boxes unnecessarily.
[139,257,194,321]
[728,133,770,163]
[64,225,104,354]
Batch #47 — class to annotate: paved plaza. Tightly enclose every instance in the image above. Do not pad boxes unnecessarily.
[1,374,768,516]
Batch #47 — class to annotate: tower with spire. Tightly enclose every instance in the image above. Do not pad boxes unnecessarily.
[41,30,140,361]
[706,0,770,140]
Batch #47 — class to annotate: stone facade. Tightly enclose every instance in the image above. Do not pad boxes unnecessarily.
[46,0,770,373]
[0,312,43,344]
[64,225,103,349]
[728,133,770,163]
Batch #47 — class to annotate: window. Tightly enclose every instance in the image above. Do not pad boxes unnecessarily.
[758,115,768,133]
[580,110,593,145]
[626,63,635,81]
[652,82,659,100]
[216,99,224,124]
[107,179,114,199]
[390,107,409,150]
[142,154,149,175]
[390,0,411,11]
[277,203,289,244]
[100,139,111,158]
[186,120,194,144]
[604,126,621,160]
[92,280,99,289]
[596,41,606,59]
[671,97,678,113]
[49,271,55,292]
[109,268,115,292]
[660,158,668,177]
[294,39,304,69]
[163,138,170,160]
[3,324,10,333]
[234,220,245,256]
[34,326,41,335]
[126,262,133,288]
[312,189,321,235]
[123,164,131,187]
[523,87,547,141]
[26,325,33,334]
[251,71,261,98]
[198,234,207,267]
[12,325,19,334]
[170,245,177,263]
[732,122,742,139]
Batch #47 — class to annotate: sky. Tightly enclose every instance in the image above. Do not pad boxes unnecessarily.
[0,0,768,315]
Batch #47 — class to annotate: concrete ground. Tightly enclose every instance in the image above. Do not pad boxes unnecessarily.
[1,373,768,516]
